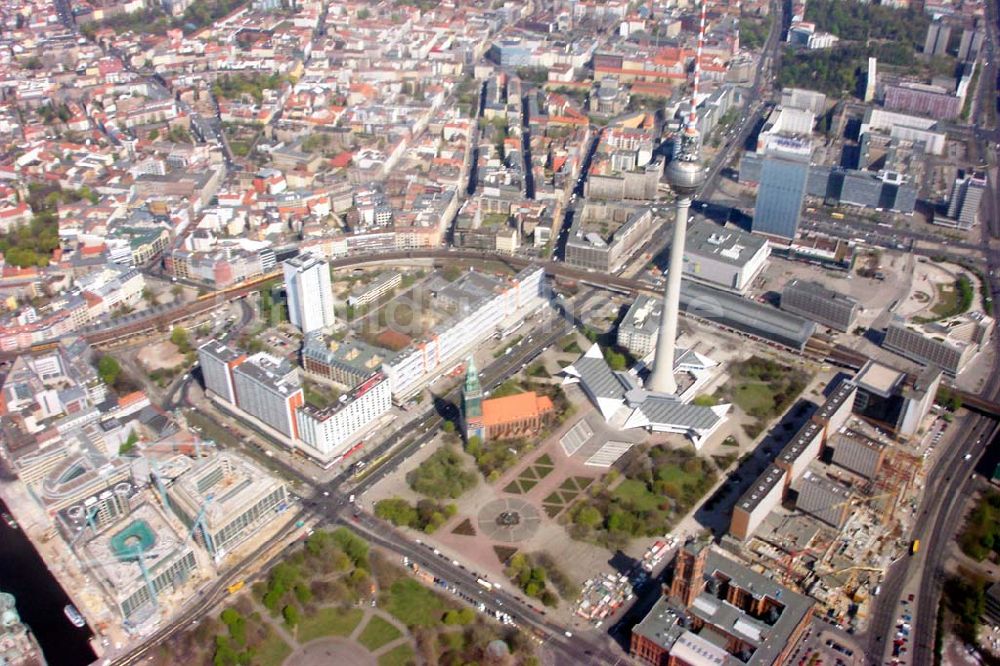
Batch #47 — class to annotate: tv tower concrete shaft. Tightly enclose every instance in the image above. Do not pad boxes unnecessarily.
[647,0,708,395]
[647,195,692,394]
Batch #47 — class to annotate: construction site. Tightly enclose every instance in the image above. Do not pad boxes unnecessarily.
[50,449,293,635]
[725,361,941,632]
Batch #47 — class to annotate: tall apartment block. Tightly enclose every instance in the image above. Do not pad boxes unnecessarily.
[198,340,247,403]
[865,57,877,102]
[230,353,304,439]
[924,19,952,56]
[283,253,335,334]
[945,170,987,230]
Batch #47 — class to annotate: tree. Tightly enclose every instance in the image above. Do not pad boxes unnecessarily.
[442,420,456,434]
[98,355,121,386]
[119,431,139,455]
[574,505,603,529]
[282,604,300,627]
[142,287,157,305]
[171,326,191,353]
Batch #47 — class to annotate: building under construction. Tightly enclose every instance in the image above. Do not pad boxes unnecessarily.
[725,372,927,630]
[76,502,200,626]
[166,453,289,559]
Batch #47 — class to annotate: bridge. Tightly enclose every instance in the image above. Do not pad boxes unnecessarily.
[6,248,1000,419]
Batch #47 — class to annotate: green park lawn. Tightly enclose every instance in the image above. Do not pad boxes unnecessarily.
[357,616,402,651]
[297,607,364,643]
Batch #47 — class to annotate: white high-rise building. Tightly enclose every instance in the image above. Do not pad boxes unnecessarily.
[283,253,335,334]
[865,57,877,102]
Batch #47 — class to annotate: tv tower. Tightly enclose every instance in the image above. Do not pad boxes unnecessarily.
[647,0,708,395]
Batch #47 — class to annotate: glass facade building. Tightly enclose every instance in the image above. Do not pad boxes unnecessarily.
[752,156,809,239]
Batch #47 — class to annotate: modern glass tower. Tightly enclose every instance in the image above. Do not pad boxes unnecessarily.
[751,154,809,240]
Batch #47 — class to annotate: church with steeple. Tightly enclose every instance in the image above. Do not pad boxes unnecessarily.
[462,356,485,442]
[461,355,554,443]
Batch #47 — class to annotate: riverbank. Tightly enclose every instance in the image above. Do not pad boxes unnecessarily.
[0,487,96,665]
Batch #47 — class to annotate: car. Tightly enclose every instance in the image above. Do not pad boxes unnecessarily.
[964,453,973,460]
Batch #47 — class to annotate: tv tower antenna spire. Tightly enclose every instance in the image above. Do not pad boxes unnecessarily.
[647,0,709,395]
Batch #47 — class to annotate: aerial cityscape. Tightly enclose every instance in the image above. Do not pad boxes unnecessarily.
[0,0,998,664]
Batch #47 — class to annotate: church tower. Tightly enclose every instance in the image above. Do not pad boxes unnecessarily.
[462,357,485,442]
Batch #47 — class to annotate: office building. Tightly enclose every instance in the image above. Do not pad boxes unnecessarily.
[347,272,402,308]
[739,157,919,214]
[283,253,335,334]
[781,88,827,115]
[884,311,993,377]
[231,353,304,439]
[631,541,814,666]
[752,154,810,239]
[795,470,852,528]
[775,420,824,487]
[197,340,247,404]
[859,109,947,157]
[617,295,663,357]
[169,453,289,557]
[958,27,986,61]
[730,465,785,541]
[295,373,393,463]
[383,266,545,399]
[302,333,394,388]
[780,279,860,332]
[830,429,886,480]
[884,83,961,120]
[681,221,770,294]
[852,361,942,437]
[564,201,654,273]
[813,379,857,440]
[943,170,987,230]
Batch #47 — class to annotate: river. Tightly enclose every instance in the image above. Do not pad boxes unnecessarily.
[0,500,96,666]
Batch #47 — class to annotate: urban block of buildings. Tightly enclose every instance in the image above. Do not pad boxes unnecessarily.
[630,540,814,666]
[198,341,392,466]
[883,310,994,377]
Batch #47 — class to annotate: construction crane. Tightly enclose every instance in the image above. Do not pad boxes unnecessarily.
[149,460,170,510]
[780,537,833,578]
[188,495,215,556]
[828,491,898,525]
[826,565,884,601]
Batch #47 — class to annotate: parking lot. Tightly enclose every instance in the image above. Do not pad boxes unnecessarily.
[788,621,865,666]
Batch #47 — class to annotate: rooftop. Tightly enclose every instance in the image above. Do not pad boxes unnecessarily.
[736,465,785,514]
[685,220,768,267]
[855,362,904,398]
[481,391,554,427]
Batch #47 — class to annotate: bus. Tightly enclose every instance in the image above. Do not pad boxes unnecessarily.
[831,212,845,220]
[227,581,246,594]
[910,540,920,555]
